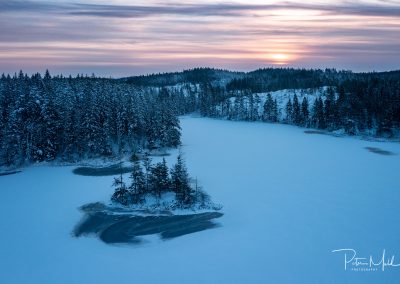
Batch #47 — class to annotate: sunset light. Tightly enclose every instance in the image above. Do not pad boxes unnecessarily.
[0,0,399,75]
[269,53,291,64]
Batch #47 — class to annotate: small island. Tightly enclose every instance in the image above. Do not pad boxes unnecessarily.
[73,152,223,245]
[111,153,221,211]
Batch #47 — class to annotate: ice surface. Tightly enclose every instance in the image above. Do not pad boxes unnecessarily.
[1,116,400,283]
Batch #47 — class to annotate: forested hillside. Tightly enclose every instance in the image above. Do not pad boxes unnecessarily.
[0,71,184,166]
[124,67,399,137]
[194,69,400,137]
[1,68,399,166]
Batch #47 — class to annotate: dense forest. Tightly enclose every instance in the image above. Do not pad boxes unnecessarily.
[196,69,400,136]
[0,71,185,166]
[126,67,399,137]
[1,67,399,167]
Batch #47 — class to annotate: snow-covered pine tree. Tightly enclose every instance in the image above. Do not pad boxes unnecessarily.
[285,98,293,123]
[292,94,301,125]
[301,96,310,127]
[170,154,193,205]
[129,160,146,203]
[142,155,153,194]
[272,98,279,122]
[263,93,274,122]
[312,97,326,129]
[111,173,129,206]
[247,92,255,121]
[149,158,170,200]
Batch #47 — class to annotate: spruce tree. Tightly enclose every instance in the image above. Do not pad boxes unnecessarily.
[263,93,273,122]
[272,99,279,122]
[111,173,129,205]
[149,158,170,199]
[247,92,254,121]
[292,94,301,125]
[142,155,153,194]
[254,94,261,120]
[129,160,146,203]
[170,154,193,205]
[285,98,293,123]
[301,97,309,126]
[312,97,326,129]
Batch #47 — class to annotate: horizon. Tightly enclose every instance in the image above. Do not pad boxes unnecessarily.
[2,66,400,80]
[1,0,399,76]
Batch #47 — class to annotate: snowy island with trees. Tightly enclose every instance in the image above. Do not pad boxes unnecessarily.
[111,154,220,211]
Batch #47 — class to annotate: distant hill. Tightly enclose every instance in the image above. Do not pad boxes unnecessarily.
[120,67,400,93]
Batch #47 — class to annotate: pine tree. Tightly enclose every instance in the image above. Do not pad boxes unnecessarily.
[285,98,293,123]
[312,97,326,129]
[253,93,261,121]
[111,173,129,205]
[149,158,170,199]
[247,92,254,121]
[301,97,309,126]
[238,94,245,120]
[263,93,274,122]
[142,155,153,194]
[272,99,279,122]
[170,154,193,205]
[129,160,146,203]
[44,69,51,81]
[232,94,240,120]
[292,94,301,125]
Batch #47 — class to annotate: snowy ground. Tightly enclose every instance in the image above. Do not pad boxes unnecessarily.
[1,116,400,283]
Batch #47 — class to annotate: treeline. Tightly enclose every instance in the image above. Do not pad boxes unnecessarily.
[195,71,400,137]
[122,67,242,87]
[124,67,400,137]
[0,71,183,166]
[226,68,336,93]
[112,154,210,208]
[124,67,355,90]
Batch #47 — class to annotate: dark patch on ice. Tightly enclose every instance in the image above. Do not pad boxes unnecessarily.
[73,164,133,176]
[304,130,326,135]
[365,147,396,156]
[73,202,223,245]
[304,130,346,138]
[0,170,22,176]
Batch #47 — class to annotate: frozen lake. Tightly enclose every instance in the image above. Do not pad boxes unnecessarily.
[1,116,400,283]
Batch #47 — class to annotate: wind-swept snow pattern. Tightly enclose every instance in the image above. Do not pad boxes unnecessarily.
[74,202,223,244]
[0,117,400,283]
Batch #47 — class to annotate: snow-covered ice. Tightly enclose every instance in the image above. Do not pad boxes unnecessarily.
[1,116,400,283]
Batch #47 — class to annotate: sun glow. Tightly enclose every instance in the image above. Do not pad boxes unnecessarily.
[268,53,291,65]
[271,53,288,60]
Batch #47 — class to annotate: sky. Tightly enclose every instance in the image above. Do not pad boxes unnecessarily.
[0,0,399,77]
